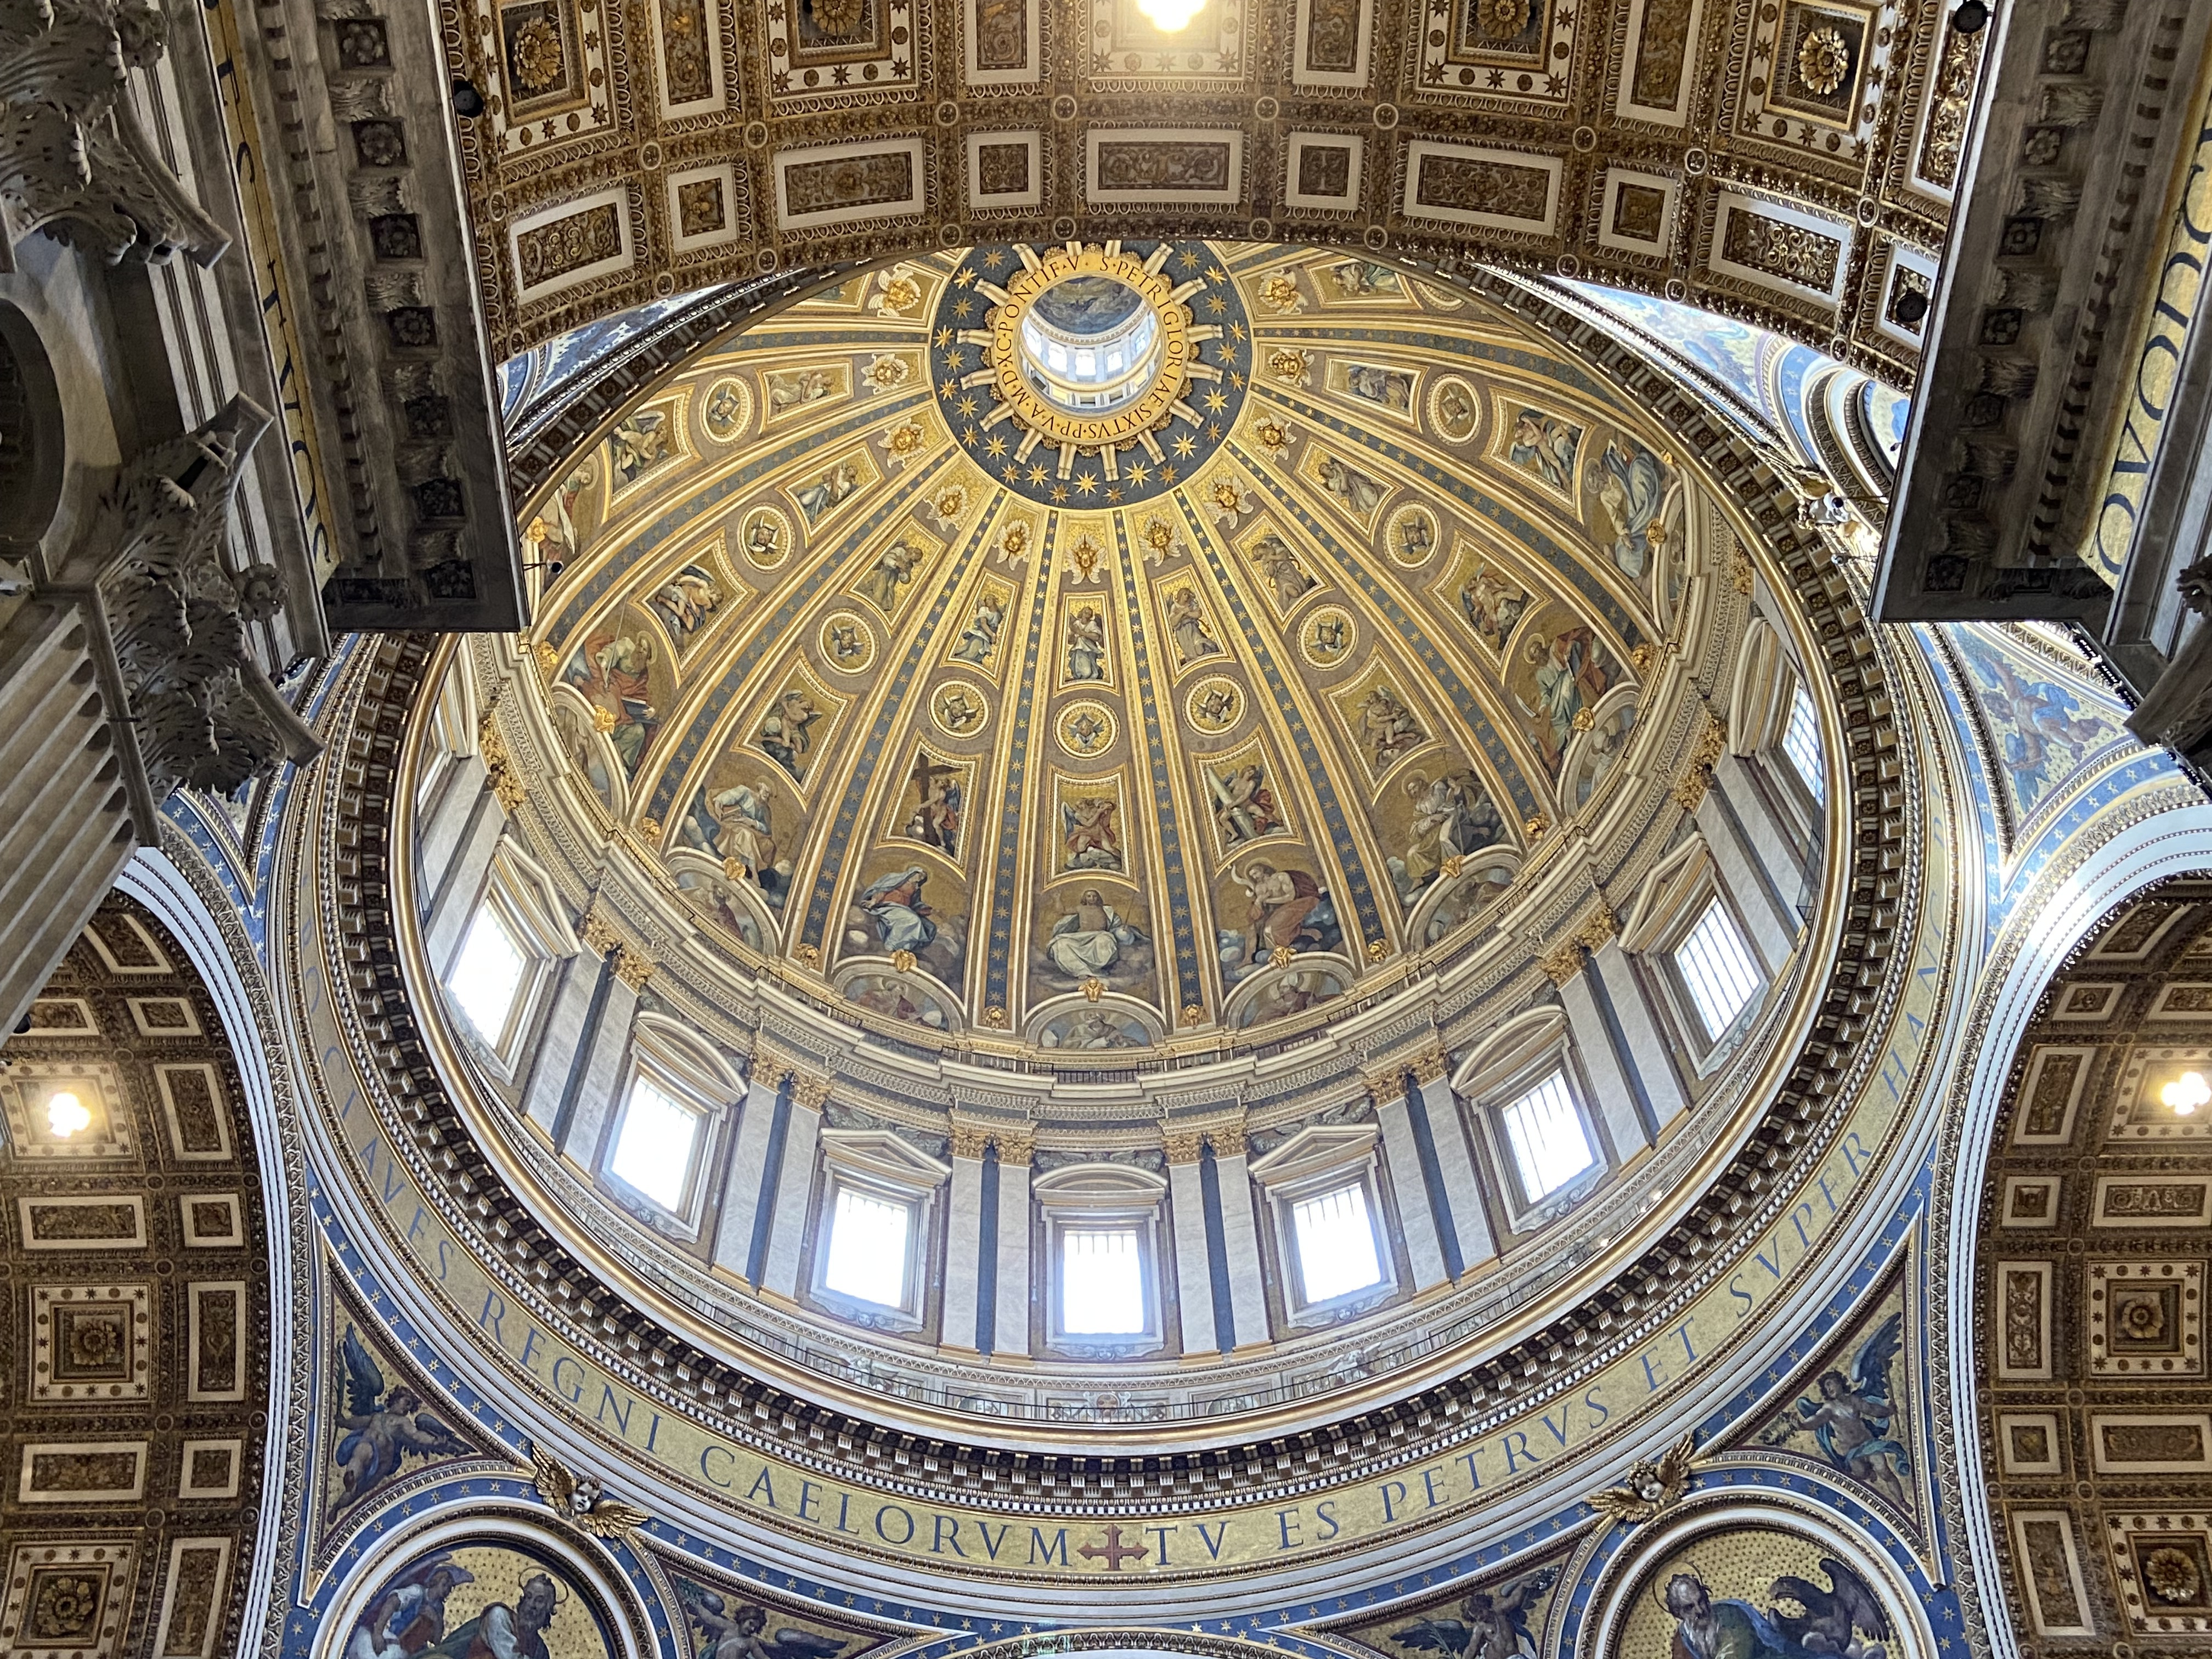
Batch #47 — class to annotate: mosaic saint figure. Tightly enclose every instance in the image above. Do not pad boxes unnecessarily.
[1207,761,1281,849]
[1520,626,1611,769]
[1328,261,1402,298]
[1392,770,1504,901]
[569,629,659,772]
[608,410,670,486]
[347,1555,472,1659]
[1164,584,1226,665]
[1251,533,1318,608]
[858,538,922,613]
[1045,888,1144,979]
[1508,410,1579,489]
[757,687,822,782]
[950,590,1006,667]
[1590,436,1677,578]
[1357,682,1426,765]
[1231,860,1323,963]
[1660,1572,1797,1659]
[766,366,838,412]
[857,867,936,955]
[1317,455,1387,517]
[900,755,962,859]
[1057,1009,1144,1049]
[1062,794,1123,871]
[650,565,723,641]
[1342,363,1414,413]
[703,778,774,872]
[794,460,859,523]
[1064,605,1108,682]
[1458,563,1528,654]
[418,1572,557,1659]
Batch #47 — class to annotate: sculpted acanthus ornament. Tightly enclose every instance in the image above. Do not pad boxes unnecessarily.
[0,0,229,264]
[97,396,320,797]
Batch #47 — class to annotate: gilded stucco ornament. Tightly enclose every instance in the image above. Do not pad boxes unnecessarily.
[530,1443,651,1538]
[1588,1432,1698,1526]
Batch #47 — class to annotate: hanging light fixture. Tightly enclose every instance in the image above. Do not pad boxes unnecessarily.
[1136,0,1207,31]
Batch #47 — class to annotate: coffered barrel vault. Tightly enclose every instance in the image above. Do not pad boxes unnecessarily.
[441,0,1978,386]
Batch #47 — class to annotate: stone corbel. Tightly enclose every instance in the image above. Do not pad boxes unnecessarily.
[0,0,230,268]
[92,396,322,800]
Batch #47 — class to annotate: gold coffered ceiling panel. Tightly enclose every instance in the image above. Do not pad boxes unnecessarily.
[449,0,1975,383]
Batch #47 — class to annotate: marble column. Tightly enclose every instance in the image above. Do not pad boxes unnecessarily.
[989,1133,1034,1357]
[551,939,646,1164]
[712,1057,793,1277]
[521,914,613,1132]
[940,1121,990,1352]
[1545,917,1657,1155]
[422,780,505,974]
[1405,1051,1495,1272]
[1165,1133,1222,1355]
[760,1071,830,1301]
[1693,777,1796,973]
[1367,1075,1451,1291]
[1207,1123,1271,1350]
[1586,936,1689,1126]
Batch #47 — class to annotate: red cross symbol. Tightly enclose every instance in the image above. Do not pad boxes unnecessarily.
[1078,1524,1148,1572]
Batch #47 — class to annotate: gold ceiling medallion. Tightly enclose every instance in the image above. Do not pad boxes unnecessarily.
[1795,27,1852,95]
[984,244,1204,454]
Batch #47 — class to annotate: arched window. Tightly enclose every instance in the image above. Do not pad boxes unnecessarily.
[1621,837,1771,1073]
[1458,1010,1609,1228]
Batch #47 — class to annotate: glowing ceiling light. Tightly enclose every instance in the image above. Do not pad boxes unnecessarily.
[1136,0,1206,30]
[2163,1071,2210,1115]
[46,1091,90,1138]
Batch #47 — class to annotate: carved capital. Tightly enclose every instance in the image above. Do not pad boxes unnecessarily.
[580,910,624,960]
[611,946,652,991]
[97,397,321,798]
[1161,1129,1207,1165]
[1361,1066,1408,1109]
[1539,939,1586,986]
[1206,1120,1247,1159]
[949,1120,993,1160]
[992,1129,1035,1165]
[0,0,230,266]
[789,1071,833,1114]
[1404,1043,1449,1087]
[1673,710,1728,814]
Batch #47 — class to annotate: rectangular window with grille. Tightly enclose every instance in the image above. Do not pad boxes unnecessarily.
[608,1076,701,1211]
[1500,1070,1596,1202]
[822,1186,913,1308]
[1677,898,1762,1038]
[1061,1226,1146,1334]
[1290,1183,1383,1302]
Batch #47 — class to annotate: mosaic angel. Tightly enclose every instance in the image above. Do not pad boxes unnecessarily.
[1457,562,1528,654]
[1064,605,1109,682]
[650,564,724,642]
[794,460,860,524]
[950,589,1006,667]
[757,688,822,783]
[675,1585,849,1659]
[1062,794,1124,872]
[1251,532,1318,609]
[1356,682,1427,766]
[857,538,924,613]
[1759,1312,1909,1511]
[1164,584,1226,665]
[1386,1566,1556,1659]
[1317,455,1387,518]
[328,1327,472,1522]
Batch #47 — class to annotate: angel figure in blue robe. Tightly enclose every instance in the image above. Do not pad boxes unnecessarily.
[1386,1565,1555,1659]
[329,1327,473,1521]
[1765,1311,1910,1511]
